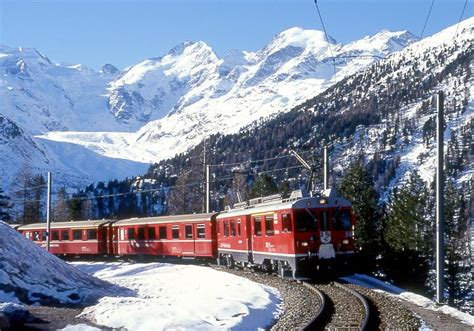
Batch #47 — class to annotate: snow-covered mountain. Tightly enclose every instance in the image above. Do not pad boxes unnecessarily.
[33,27,417,165]
[0,25,422,189]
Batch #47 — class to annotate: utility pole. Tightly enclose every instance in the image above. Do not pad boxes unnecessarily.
[202,138,206,214]
[323,146,329,191]
[46,171,52,252]
[436,91,445,304]
[206,165,210,213]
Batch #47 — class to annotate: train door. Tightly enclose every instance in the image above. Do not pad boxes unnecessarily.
[112,226,119,255]
[184,224,195,256]
[194,223,207,256]
[246,215,254,263]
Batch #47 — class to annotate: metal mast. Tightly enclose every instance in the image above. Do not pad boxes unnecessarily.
[202,138,206,213]
[206,165,210,213]
[289,150,314,196]
[436,91,445,304]
[46,172,52,252]
[323,146,329,190]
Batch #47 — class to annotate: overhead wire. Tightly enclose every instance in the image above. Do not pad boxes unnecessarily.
[37,164,307,203]
[420,0,435,40]
[314,0,337,77]
[9,184,48,194]
[455,0,470,37]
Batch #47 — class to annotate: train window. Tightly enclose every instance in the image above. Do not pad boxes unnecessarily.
[137,227,145,240]
[197,224,206,239]
[127,228,136,240]
[159,226,167,239]
[254,217,262,236]
[148,227,156,240]
[51,230,59,241]
[237,220,241,236]
[41,231,47,241]
[265,216,274,236]
[33,231,40,241]
[332,210,352,230]
[230,220,237,237]
[320,211,329,231]
[62,230,69,241]
[185,225,193,239]
[217,221,221,235]
[87,229,97,240]
[172,225,180,239]
[282,213,292,232]
[73,230,82,240]
[294,209,318,232]
[224,221,230,237]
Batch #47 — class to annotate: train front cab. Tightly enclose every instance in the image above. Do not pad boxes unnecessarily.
[217,190,356,278]
[292,204,355,276]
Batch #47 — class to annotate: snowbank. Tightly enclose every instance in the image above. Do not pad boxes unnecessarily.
[0,302,33,323]
[0,222,122,305]
[74,262,282,330]
[342,274,474,326]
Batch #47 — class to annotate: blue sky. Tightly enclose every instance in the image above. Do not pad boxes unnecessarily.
[0,0,471,69]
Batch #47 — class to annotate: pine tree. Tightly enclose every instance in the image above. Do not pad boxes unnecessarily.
[384,171,432,252]
[382,171,433,291]
[167,169,202,215]
[444,180,472,312]
[53,187,72,222]
[339,162,381,252]
[249,174,278,199]
[0,186,12,222]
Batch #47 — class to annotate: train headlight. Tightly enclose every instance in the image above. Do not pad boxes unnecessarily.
[342,239,349,245]
[301,241,309,247]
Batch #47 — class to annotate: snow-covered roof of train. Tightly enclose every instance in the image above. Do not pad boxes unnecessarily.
[217,189,351,219]
[114,213,217,226]
[17,219,113,230]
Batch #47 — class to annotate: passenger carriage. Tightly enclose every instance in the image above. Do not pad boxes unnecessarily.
[17,220,114,255]
[112,213,218,258]
[216,189,355,277]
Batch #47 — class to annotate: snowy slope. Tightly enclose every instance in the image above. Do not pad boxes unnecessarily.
[0,46,149,190]
[36,27,417,163]
[73,262,281,330]
[0,222,120,305]
[331,17,474,193]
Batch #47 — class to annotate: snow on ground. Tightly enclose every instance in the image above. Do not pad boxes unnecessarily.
[342,274,474,326]
[0,222,120,305]
[72,261,282,330]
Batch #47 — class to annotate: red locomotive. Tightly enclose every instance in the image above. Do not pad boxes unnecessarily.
[17,189,355,277]
[216,189,355,277]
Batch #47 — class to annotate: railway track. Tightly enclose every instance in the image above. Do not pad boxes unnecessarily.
[303,281,375,330]
[216,265,376,330]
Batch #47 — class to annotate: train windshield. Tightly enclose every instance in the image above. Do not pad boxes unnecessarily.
[332,209,352,230]
[294,209,318,232]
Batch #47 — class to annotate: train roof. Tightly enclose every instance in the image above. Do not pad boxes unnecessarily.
[114,213,218,226]
[8,223,21,229]
[217,189,351,219]
[18,219,114,230]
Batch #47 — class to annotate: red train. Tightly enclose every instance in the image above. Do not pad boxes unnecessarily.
[17,189,355,277]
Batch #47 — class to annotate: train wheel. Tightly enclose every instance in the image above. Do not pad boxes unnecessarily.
[225,255,234,269]
[277,261,286,278]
